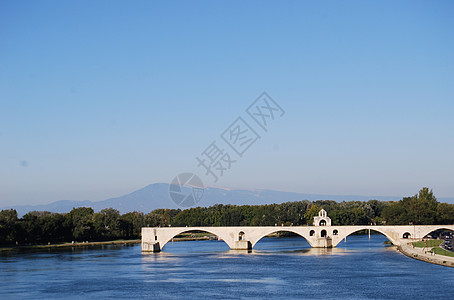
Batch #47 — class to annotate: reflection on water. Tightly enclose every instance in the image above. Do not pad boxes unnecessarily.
[222,247,348,256]
[151,276,287,285]
[1,235,453,299]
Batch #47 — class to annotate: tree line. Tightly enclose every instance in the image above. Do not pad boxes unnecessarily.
[1,187,453,246]
[0,208,180,246]
[169,188,454,227]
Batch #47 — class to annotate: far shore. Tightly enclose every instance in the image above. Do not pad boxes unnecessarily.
[0,239,141,251]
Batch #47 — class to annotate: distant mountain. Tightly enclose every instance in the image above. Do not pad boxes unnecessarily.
[3,183,454,217]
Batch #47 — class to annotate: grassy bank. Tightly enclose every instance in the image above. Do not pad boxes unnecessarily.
[411,239,454,258]
[433,247,454,257]
[412,239,443,248]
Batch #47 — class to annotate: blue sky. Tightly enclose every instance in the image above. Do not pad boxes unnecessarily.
[1,1,453,207]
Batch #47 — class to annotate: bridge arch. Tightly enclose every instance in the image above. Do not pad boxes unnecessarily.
[251,228,314,248]
[159,228,233,250]
[419,226,454,240]
[333,227,398,247]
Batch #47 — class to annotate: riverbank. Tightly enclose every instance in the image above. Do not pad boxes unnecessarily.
[0,239,141,252]
[398,241,454,268]
[171,232,218,242]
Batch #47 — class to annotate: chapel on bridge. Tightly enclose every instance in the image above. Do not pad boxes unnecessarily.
[314,209,331,226]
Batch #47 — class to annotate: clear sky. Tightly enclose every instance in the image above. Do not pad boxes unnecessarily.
[1,1,453,207]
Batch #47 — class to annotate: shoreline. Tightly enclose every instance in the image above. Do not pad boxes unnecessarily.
[0,239,141,251]
[398,242,454,268]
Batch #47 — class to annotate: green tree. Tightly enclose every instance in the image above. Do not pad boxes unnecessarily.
[303,204,320,225]
[40,212,68,243]
[93,208,121,240]
[0,209,19,245]
[19,211,43,244]
[120,211,145,238]
[412,187,438,224]
[66,207,95,241]
[385,200,407,225]
[382,188,440,225]
[436,202,454,225]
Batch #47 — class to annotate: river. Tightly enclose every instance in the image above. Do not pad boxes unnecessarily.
[1,234,453,299]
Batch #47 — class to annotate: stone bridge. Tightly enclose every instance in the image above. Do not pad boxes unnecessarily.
[142,209,454,252]
[142,224,454,252]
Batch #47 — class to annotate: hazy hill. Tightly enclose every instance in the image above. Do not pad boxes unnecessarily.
[3,183,453,217]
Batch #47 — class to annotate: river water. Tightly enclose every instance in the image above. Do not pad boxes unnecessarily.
[1,234,453,299]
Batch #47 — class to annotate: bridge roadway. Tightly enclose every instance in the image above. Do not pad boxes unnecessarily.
[142,225,454,252]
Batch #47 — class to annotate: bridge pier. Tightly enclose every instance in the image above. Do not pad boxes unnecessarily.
[310,237,333,248]
[232,240,252,250]
[142,241,161,252]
